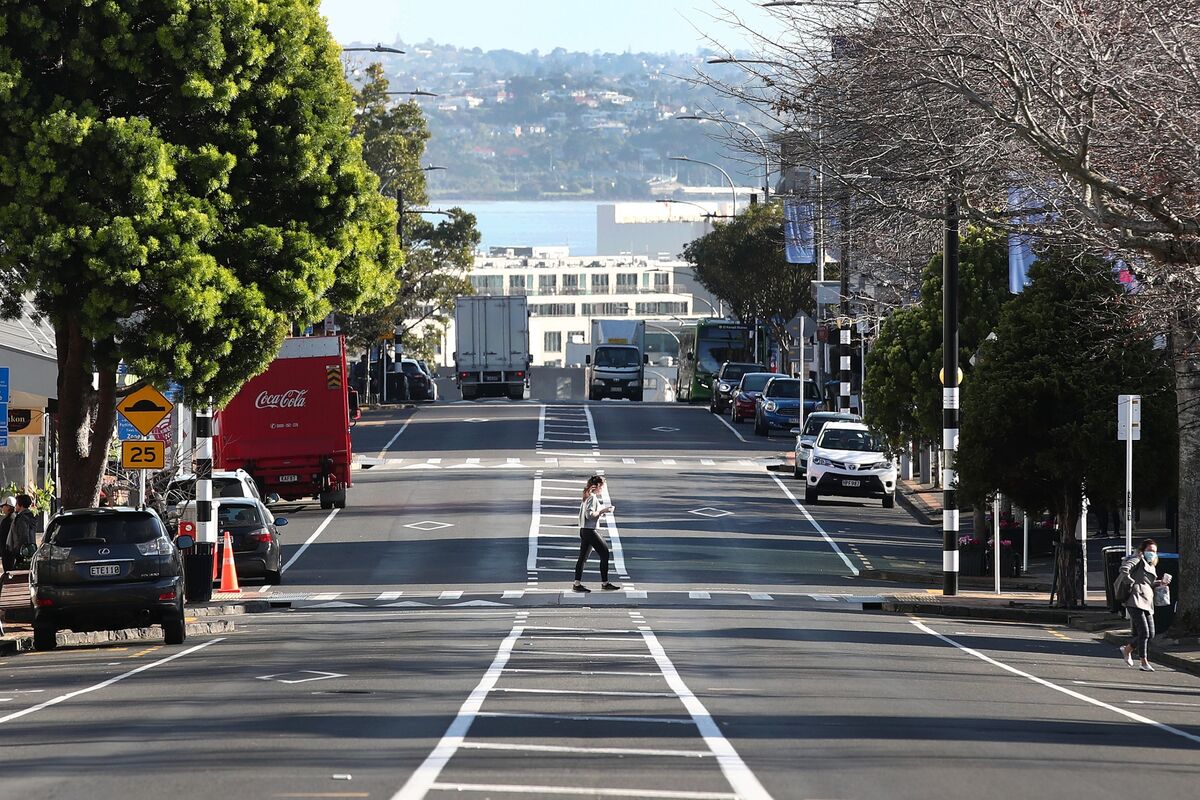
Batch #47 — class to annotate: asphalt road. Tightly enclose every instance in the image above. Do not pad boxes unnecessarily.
[2,399,1198,799]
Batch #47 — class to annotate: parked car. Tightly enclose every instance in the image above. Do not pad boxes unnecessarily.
[164,468,269,532]
[417,359,435,379]
[30,507,192,650]
[792,412,862,478]
[804,422,897,508]
[709,361,768,414]
[401,358,437,402]
[753,377,823,437]
[216,498,287,584]
[729,372,776,424]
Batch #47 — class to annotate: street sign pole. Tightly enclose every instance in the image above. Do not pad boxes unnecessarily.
[1117,394,1141,556]
[138,435,147,509]
[993,493,1001,595]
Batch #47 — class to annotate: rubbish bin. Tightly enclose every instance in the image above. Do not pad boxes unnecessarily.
[1155,552,1180,633]
[184,543,215,603]
[1102,545,1128,613]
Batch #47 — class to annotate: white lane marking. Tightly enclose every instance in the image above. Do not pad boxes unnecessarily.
[380,415,415,456]
[0,639,224,725]
[503,669,660,677]
[459,742,709,757]
[476,711,692,725]
[521,626,639,633]
[911,620,1200,746]
[750,593,773,600]
[622,457,637,464]
[427,784,737,800]
[1129,700,1200,708]
[261,508,342,592]
[536,403,546,444]
[501,589,524,599]
[598,485,630,580]
[639,618,775,800]
[489,687,673,697]
[438,590,463,600]
[768,473,860,577]
[689,591,711,599]
[527,476,543,575]
[309,593,341,601]
[715,414,747,443]
[541,478,587,485]
[377,591,403,601]
[809,594,838,602]
[701,459,716,466]
[521,635,642,642]
[625,590,648,599]
[391,624,524,800]
[583,404,599,450]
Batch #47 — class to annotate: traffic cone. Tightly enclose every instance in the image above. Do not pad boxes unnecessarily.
[218,530,241,594]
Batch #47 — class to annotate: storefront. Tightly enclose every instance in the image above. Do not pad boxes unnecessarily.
[0,301,57,500]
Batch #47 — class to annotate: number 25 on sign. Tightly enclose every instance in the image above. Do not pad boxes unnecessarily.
[121,440,165,470]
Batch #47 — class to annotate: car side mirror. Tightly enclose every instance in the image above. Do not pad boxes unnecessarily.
[175,534,195,549]
[266,493,281,505]
[273,517,289,527]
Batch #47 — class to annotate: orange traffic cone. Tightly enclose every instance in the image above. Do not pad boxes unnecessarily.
[219,530,241,594]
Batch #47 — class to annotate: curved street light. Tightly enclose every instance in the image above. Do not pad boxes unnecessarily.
[676,115,771,201]
[386,90,439,98]
[669,156,738,216]
[655,198,729,220]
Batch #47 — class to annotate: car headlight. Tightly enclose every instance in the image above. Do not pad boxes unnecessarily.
[868,460,893,471]
[764,401,778,412]
[591,379,604,386]
[718,382,730,392]
[812,456,834,467]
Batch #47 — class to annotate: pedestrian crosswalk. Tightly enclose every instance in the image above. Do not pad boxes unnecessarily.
[354,455,782,471]
[239,588,886,608]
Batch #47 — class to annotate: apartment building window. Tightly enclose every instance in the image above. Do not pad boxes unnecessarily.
[470,275,504,294]
[636,301,689,315]
[590,273,610,295]
[562,274,581,295]
[616,273,638,293]
[538,274,558,294]
[509,274,528,294]
[568,330,586,343]
[529,303,576,317]
[582,302,630,316]
[544,331,563,352]
[654,272,671,291]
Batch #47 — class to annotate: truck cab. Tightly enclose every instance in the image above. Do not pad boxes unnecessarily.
[587,319,647,401]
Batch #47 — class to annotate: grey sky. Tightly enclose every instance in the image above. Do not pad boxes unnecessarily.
[319,0,778,54]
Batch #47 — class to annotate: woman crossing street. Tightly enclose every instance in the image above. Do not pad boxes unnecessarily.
[573,475,621,593]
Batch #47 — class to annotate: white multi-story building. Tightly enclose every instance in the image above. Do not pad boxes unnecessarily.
[422,249,722,368]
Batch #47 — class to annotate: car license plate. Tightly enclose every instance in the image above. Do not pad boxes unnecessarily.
[483,374,500,382]
[842,479,862,488]
[785,417,799,423]
[90,565,121,577]
[278,475,299,483]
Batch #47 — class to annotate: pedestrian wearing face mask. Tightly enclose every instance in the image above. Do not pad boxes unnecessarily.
[573,475,621,593]
[1118,538,1172,672]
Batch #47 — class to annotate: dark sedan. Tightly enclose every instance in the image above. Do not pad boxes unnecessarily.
[217,499,287,584]
[730,372,777,424]
[401,358,437,402]
[30,507,191,650]
[709,361,767,414]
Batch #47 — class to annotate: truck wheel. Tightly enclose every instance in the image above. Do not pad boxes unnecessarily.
[33,621,57,651]
[319,493,333,510]
[508,389,524,401]
[331,489,347,509]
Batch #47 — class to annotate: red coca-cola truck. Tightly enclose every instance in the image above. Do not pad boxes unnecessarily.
[215,335,358,509]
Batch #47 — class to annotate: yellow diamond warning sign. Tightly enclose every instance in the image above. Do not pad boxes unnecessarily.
[117,385,174,436]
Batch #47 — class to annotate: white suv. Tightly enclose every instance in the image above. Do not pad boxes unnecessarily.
[804,422,897,508]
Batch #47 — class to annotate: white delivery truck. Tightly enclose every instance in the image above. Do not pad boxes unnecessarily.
[587,319,647,401]
[453,295,530,400]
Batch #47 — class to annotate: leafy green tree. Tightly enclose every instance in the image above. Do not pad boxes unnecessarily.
[0,0,400,507]
[682,204,815,364]
[864,229,1009,448]
[342,64,480,360]
[957,252,1177,608]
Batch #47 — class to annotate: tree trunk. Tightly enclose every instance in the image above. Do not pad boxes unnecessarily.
[1054,492,1084,609]
[1173,317,1200,633]
[55,320,117,509]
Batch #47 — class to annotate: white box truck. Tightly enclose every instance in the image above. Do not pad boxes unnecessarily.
[587,319,647,401]
[453,295,530,400]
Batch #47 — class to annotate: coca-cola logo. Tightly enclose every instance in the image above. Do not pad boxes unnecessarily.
[256,389,308,409]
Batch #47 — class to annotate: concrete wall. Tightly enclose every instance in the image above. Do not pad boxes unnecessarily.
[529,368,586,402]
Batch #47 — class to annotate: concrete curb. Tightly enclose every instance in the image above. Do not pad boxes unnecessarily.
[859,567,1051,593]
[896,489,938,526]
[0,619,235,656]
[1102,630,1200,678]
[2,598,272,625]
[879,599,1115,625]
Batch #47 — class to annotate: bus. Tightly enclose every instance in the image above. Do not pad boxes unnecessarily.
[676,320,766,402]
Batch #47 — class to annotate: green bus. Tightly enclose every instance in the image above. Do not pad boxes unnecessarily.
[676,320,765,402]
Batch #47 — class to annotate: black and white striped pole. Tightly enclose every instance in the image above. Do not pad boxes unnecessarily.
[839,321,853,412]
[942,194,961,596]
[192,403,216,601]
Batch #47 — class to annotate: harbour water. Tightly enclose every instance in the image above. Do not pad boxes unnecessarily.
[437,200,601,256]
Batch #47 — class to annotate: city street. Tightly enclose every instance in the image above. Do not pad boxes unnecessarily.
[2,402,1198,799]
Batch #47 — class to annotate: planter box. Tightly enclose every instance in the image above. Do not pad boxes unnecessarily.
[985,546,1023,578]
[959,546,988,576]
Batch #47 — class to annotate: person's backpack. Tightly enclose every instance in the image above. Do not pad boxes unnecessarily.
[1113,559,1142,603]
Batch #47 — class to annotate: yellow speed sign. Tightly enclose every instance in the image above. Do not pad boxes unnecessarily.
[121,440,165,470]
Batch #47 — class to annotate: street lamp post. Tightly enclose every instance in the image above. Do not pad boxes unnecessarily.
[676,115,771,201]
[341,44,405,54]
[386,90,439,98]
[669,156,738,216]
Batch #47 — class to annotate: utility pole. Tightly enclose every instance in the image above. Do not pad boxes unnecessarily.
[942,193,961,596]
